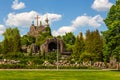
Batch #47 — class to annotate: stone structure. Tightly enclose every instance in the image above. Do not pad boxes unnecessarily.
[40,38,64,54]
[28,24,46,38]
[28,16,49,38]
[23,15,71,55]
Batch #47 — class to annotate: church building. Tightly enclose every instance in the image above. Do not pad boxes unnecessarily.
[24,15,71,55]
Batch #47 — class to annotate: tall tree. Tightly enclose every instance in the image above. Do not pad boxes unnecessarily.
[12,28,21,52]
[103,0,120,62]
[85,30,103,61]
[0,42,3,53]
[3,28,13,53]
[3,27,21,53]
[73,32,85,61]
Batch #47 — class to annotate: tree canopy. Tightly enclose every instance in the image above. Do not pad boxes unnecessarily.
[103,0,120,62]
[83,30,103,61]
[36,26,52,46]
[2,27,21,53]
[73,32,85,61]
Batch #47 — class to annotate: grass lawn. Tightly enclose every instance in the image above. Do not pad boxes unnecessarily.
[0,69,120,80]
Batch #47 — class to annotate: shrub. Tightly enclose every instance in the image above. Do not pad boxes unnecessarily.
[32,58,44,65]
[3,52,24,59]
[46,52,61,64]
[0,64,26,69]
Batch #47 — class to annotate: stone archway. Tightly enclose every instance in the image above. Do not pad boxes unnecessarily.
[40,38,64,54]
[48,42,57,52]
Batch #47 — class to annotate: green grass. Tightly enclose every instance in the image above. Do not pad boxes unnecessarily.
[0,70,120,80]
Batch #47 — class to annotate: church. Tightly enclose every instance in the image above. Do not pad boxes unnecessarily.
[22,15,71,55]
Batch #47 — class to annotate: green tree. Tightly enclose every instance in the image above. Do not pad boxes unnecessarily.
[85,30,103,61]
[3,27,21,53]
[62,32,75,45]
[12,28,21,52]
[21,35,29,46]
[103,0,120,62]
[62,32,75,51]
[21,35,35,46]
[73,32,85,61]
[3,28,13,53]
[0,42,3,53]
[2,39,8,54]
[45,26,52,36]
[36,26,52,46]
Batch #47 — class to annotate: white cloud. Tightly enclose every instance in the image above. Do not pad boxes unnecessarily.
[12,0,26,10]
[92,0,113,11]
[6,11,38,27]
[5,11,62,27]
[52,14,103,36]
[0,25,5,35]
[52,26,75,36]
[38,13,62,25]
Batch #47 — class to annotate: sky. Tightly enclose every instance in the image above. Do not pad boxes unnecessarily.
[0,0,116,41]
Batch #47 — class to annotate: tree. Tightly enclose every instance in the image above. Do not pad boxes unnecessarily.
[45,26,52,36]
[12,28,21,52]
[21,35,35,46]
[103,0,120,61]
[36,26,52,46]
[62,32,75,51]
[0,42,3,53]
[92,30,103,61]
[21,35,29,46]
[85,30,103,61]
[73,32,85,61]
[62,32,75,45]
[103,0,120,62]
[3,27,21,53]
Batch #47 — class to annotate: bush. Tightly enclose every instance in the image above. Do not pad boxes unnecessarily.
[3,52,24,59]
[46,52,61,64]
[32,58,44,65]
[59,66,88,69]
[20,59,28,65]
[0,64,26,69]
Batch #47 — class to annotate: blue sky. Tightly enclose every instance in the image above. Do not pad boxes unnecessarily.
[0,0,116,41]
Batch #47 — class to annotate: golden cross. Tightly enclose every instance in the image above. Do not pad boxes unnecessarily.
[35,15,40,27]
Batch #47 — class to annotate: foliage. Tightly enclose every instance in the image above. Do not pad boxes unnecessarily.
[62,32,75,45]
[103,0,120,62]
[2,27,21,54]
[3,52,24,60]
[45,52,61,64]
[21,35,35,46]
[32,58,44,65]
[65,44,74,51]
[0,42,3,54]
[61,32,75,51]
[0,64,26,69]
[36,27,52,46]
[45,26,52,36]
[85,30,103,61]
[80,51,93,62]
[73,32,85,61]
